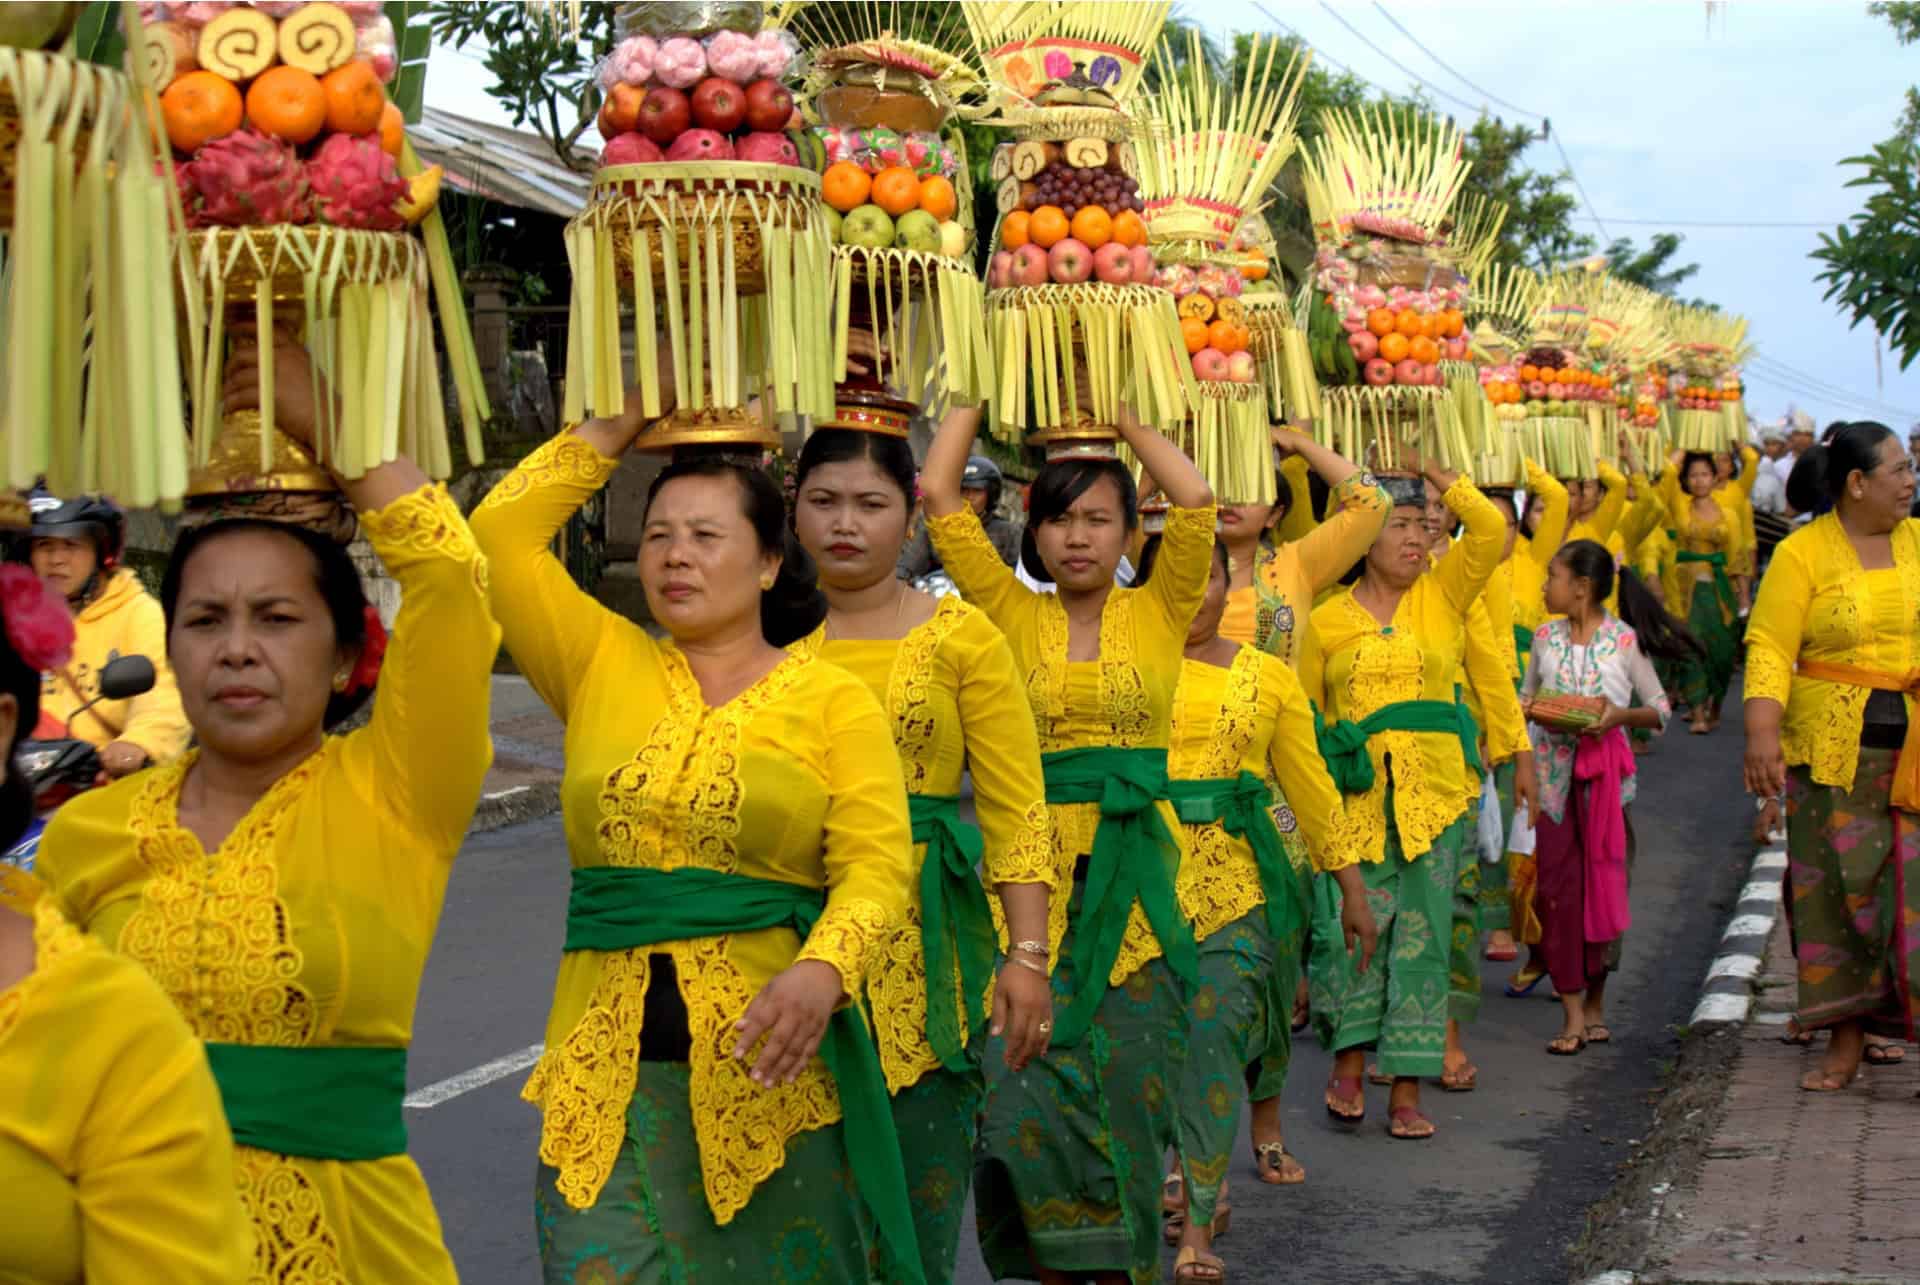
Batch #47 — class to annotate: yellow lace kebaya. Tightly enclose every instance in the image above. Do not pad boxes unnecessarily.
[792,596,1054,1094]
[1507,464,1568,636]
[1168,649,1356,943]
[1462,597,1530,765]
[469,433,913,1223]
[1219,471,1391,666]
[38,484,498,1285]
[1300,477,1507,863]
[1664,498,1750,619]
[1745,514,1920,790]
[0,873,252,1284]
[1567,461,1628,546]
[926,501,1216,984]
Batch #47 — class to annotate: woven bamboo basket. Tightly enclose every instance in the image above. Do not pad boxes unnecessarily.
[1318,385,1473,474]
[0,48,100,230]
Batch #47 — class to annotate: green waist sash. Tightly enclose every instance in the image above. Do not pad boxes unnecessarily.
[1675,549,1736,613]
[1513,623,1533,657]
[564,866,925,1285]
[1166,772,1305,943]
[1041,746,1196,1047]
[908,792,995,1074]
[203,1043,407,1161]
[1313,694,1483,795]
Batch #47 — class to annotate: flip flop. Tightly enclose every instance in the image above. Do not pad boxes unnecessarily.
[1778,1020,1816,1047]
[1484,943,1519,962]
[1439,1061,1478,1092]
[1162,1172,1186,1245]
[1366,1062,1392,1086]
[1323,1074,1365,1123]
[1173,1245,1227,1283]
[1387,1105,1435,1140]
[1863,1041,1906,1065]
[1583,1024,1612,1045]
[1505,969,1548,998]
[1252,1141,1305,1186]
[1548,1034,1586,1056]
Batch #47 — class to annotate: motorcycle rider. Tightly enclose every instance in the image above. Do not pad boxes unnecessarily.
[898,453,1022,578]
[26,491,188,777]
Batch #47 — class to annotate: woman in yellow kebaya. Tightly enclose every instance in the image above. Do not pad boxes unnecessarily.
[923,399,1215,1285]
[473,377,919,1282]
[38,333,498,1283]
[1665,452,1750,734]
[788,414,1056,1285]
[1,565,251,1283]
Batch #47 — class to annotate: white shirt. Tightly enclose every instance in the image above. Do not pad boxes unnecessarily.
[1750,465,1787,516]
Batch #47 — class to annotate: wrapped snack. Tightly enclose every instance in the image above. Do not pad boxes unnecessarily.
[704,28,759,82]
[752,28,797,80]
[608,34,656,88]
[653,36,706,89]
[173,1,236,24]
[252,1,306,16]
[862,126,903,170]
[815,125,852,166]
[618,1,763,40]
[337,0,385,19]
[356,13,398,83]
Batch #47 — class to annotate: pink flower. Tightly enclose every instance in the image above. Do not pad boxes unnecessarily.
[0,565,74,672]
[1043,50,1073,80]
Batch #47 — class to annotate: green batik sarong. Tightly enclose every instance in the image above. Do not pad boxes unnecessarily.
[1248,815,1315,1103]
[534,1064,878,1285]
[1174,912,1275,1229]
[1308,790,1467,1078]
[891,1063,985,1285]
[1675,551,1737,713]
[974,907,1188,1285]
[1477,760,1517,932]
[1449,824,1484,1024]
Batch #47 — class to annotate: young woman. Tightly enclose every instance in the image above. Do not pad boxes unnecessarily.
[1567,462,1628,547]
[789,425,1056,1284]
[472,395,921,1279]
[1145,535,1375,1283]
[1524,541,1688,1054]
[0,564,252,1282]
[923,403,1215,1285]
[1745,423,1919,1092]
[38,332,498,1282]
[1666,452,1749,733]
[1301,459,1509,1140]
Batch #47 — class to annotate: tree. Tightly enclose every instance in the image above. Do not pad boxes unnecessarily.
[1871,2,1920,139]
[1603,232,1702,299]
[1452,115,1594,272]
[424,1,622,169]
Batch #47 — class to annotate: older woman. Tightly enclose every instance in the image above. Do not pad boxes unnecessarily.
[1,565,251,1282]
[1745,422,1919,1092]
[38,333,498,1282]
[472,396,918,1281]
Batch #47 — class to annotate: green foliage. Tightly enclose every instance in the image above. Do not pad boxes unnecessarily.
[1603,232,1702,300]
[73,2,126,69]
[424,1,623,168]
[384,2,436,124]
[1812,137,1920,371]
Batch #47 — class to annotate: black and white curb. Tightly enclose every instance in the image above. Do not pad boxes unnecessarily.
[1689,844,1787,1025]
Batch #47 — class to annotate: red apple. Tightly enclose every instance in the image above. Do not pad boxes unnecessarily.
[1092,242,1133,285]
[1129,244,1155,283]
[1393,359,1424,385]
[666,129,735,162]
[735,131,798,166]
[1364,358,1395,387]
[1048,237,1093,284]
[1227,351,1257,383]
[1192,347,1230,381]
[600,83,645,136]
[988,251,1013,288]
[1348,330,1379,363]
[637,86,690,145]
[1527,379,1549,398]
[601,132,663,166]
[743,78,794,133]
[690,76,746,133]
[1444,335,1468,361]
[1009,244,1049,287]
[1546,382,1566,400]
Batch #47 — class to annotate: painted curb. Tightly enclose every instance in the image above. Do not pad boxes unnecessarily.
[1687,844,1786,1027]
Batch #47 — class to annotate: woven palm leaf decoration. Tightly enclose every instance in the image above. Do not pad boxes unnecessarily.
[1665,303,1749,452]
[1234,211,1315,424]
[1506,269,1601,479]
[1134,30,1307,502]
[965,0,1190,450]
[1453,257,1538,487]
[1299,104,1477,473]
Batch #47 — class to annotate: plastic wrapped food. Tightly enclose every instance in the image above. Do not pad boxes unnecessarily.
[617,1,763,40]
[752,28,796,79]
[703,28,758,81]
[251,1,305,15]
[357,14,397,84]
[171,1,236,23]
[599,33,657,89]
[652,36,707,88]
[338,0,386,18]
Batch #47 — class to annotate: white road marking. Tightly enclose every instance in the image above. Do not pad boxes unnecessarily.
[482,785,532,802]
[404,1044,544,1109]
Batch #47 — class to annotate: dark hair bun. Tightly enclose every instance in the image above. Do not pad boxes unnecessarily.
[1785,444,1830,515]
[762,530,826,647]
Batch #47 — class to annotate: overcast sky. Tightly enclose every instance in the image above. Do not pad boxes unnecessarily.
[426,1,1920,429]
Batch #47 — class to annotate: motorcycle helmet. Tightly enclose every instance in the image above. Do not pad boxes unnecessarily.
[960,455,1003,516]
[29,491,126,571]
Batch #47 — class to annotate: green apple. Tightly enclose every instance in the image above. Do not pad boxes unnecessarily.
[841,204,896,250]
[938,220,968,258]
[896,209,941,253]
[823,207,843,243]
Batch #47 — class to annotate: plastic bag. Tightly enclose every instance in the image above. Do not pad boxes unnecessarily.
[599,35,659,90]
[618,0,763,40]
[1477,772,1504,865]
[356,14,397,84]
[652,36,707,88]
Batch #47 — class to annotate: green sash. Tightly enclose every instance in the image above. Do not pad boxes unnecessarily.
[907,792,995,1074]
[1675,549,1736,615]
[203,1044,407,1161]
[564,866,926,1285]
[1040,746,1196,1047]
[1166,772,1305,943]
[1313,695,1483,795]
[1513,623,1533,659]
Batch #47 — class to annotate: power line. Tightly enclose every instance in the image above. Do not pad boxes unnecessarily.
[1251,3,1390,97]
[1575,217,1834,230]
[1744,352,1920,421]
[1312,1,1486,118]
[1551,136,1611,243]
[1369,1,1542,120]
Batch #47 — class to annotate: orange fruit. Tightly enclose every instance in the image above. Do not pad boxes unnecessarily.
[1366,308,1396,337]
[1069,205,1112,248]
[1027,205,1069,248]
[1421,313,1445,339]
[321,60,385,136]
[245,65,327,144]
[1520,364,1540,383]
[917,174,957,220]
[378,100,405,157]
[871,166,921,216]
[1394,309,1423,338]
[1408,335,1439,365]
[1000,209,1031,249]
[160,70,243,152]
[1378,332,1410,363]
[1241,248,1269,281]
[1180,316,1209,354]
[1206,318,1241,353]
[1441,309,1464,338]
[823,161,871,213]
[1111,209,1146,247]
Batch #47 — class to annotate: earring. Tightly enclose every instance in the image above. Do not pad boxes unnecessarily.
[332,669,350,693]
[760,575,774,590]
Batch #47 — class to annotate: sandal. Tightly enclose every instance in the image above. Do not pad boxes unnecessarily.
[1366,1062,1392,1086]
[1778,1021,1816,1047]
[1548,1033,1586,1056]
[1439,1060,1478,1092]
[1505,967,1548,998]
[1583,1024,1612,1045]
[1324,1073,1365,1123]
[1211,1180,1230,1240]
[1387,1105,1435,1139]
[1863,1039,1906,1066]
[1253,1141,1305,1186]
[1162,1171,1186,1246]
[1484,942,1519,962]
[1173,1245,1227,1283]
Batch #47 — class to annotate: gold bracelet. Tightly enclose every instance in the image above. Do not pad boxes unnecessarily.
[1012,940,1049,959]
[1004,954,1048,977]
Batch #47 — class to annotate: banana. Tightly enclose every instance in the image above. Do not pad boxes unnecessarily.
[396,164,443,225]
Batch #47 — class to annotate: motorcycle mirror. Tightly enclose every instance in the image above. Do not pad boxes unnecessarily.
[97,655,157,702]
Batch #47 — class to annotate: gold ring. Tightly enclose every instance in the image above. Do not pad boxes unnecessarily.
[1037,1021,1052,1033]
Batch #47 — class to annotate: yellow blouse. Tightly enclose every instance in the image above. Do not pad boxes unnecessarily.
[792,596,1054,1094]
[1507,463,1568,633]
[470,433,913,1224]
[1169,649,1354,942]
[1567,461,1628,546]
[1462,596,1529,765]
[0,873,251,1285]
[1664,497,1748,621]
[38,484,496,1285]
[1300,477,1505,862]
[1745,514,1920,790]
[1220,469,1391,666]
[928,500,1216,985]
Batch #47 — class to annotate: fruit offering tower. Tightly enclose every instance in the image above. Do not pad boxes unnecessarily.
[1575,273,1670,474]
[1513,275,1600,480]
[1428,193,1510,483]
[1233,212,1313,428]
[781,0,992,436]
[1458,261,1541,490]
[569,1,830,451]
[1300,106,1478,473]
[0,0,190,516]
[1134,31,1306,504]
[1665,304,1749,453]
[139,0,486,496]
[965,0,1193,450]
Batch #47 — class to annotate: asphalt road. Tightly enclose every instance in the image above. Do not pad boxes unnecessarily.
[407,705,1754,1285]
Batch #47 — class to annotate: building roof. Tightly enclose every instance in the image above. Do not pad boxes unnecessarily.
[408,107,594,218]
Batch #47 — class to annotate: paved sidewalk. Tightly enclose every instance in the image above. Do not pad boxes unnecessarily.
[1642,912,1920,1284]
[468,674,566,834]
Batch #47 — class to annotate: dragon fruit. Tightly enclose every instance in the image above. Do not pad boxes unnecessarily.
[179,128,312,228]
[306,134,408,231]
